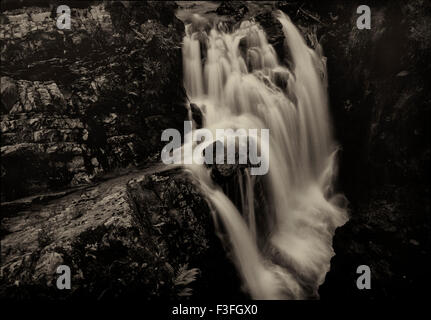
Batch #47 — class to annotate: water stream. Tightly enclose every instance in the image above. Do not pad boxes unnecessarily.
[179,10,348,299]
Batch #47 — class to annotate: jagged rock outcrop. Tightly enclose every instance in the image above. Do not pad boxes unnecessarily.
[0,168,241,299]
[0,1,188,202]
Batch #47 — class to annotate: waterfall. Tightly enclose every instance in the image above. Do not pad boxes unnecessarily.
[179,11,348,299]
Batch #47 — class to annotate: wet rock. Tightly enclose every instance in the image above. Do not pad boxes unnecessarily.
[254,11,285,61]
[203,138,264,182]
[0,169,239,299]
[214,163,239,178]
[190,103,203,128]
[216,1,249,21]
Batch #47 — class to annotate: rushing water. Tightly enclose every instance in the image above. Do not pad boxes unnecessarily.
[180,11,348,299]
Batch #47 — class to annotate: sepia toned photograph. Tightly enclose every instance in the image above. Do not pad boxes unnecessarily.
[0,0,429,310]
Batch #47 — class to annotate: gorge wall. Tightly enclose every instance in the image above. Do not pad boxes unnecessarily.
[272,0,430,299]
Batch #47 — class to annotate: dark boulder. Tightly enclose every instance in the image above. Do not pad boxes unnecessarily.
[216,1,249,21]
[190,103,203,129]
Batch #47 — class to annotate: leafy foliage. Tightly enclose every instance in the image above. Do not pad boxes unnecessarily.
[173,264,200,297]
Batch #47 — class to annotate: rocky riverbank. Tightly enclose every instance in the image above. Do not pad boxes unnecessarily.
[1,166,243,299]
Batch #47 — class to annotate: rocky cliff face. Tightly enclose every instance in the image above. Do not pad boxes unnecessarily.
[273,0,431,299]
[1,1,188,202]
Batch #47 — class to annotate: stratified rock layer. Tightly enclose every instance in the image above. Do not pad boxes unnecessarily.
[0,2,188,202]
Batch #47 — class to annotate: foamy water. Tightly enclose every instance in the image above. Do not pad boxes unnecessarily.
[179,11,348,299]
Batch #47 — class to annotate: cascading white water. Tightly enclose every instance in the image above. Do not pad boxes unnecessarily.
[180,11,348,299]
